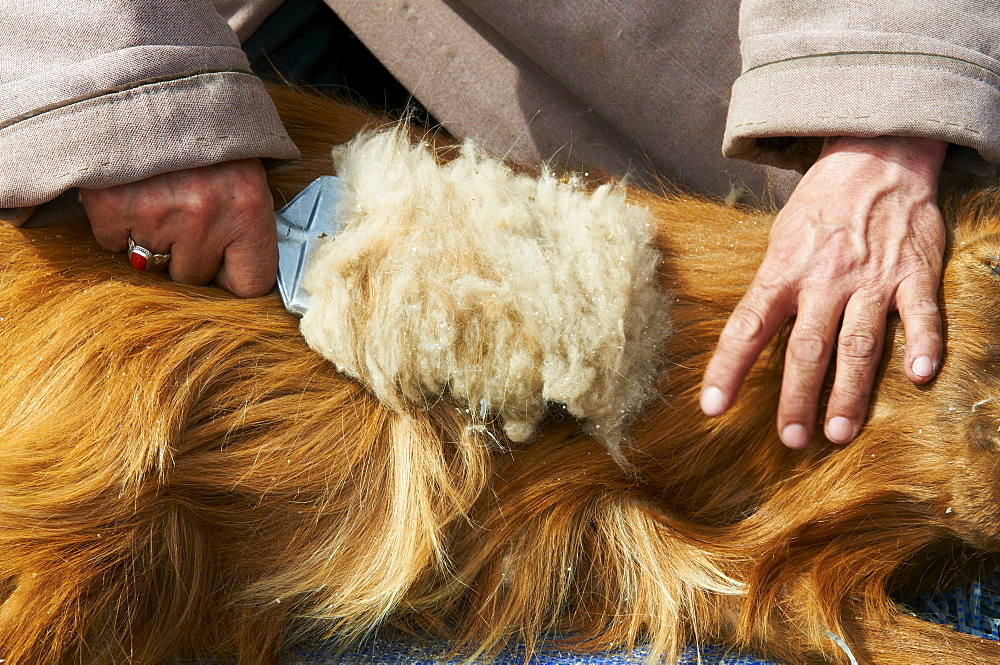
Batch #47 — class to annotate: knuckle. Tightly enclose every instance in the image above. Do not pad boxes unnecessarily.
[787,332,828,365]
[837,329,882,361]
[221,188,274,242]
[723,307,767,344]
[181,188,214,218]
[238,181,271,212]
[902,297,941,321]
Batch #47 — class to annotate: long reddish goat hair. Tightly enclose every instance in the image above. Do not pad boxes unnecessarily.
[2,86,1000,664]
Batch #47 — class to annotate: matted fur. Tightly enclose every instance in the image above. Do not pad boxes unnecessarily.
[300,129,670,463]
[0,85,998,664]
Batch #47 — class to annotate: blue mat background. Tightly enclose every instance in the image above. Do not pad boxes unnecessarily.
[280,572,1000,664]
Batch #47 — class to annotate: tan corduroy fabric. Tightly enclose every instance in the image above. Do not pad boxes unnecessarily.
[0,0,298,222]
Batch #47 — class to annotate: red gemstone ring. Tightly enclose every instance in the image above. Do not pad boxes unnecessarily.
[127,236,171,272]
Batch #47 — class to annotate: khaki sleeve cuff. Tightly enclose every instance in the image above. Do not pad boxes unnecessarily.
[724,52,1000,177]
[0,70,300,209]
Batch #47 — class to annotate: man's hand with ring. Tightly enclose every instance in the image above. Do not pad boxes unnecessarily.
[701,136,949,448]
[80,158,276,297]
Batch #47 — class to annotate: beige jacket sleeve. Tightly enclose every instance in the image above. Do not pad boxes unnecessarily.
[0,0,299,219]
[724,0,1000,176]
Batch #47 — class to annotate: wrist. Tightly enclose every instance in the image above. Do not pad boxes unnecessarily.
[818,136,947,181]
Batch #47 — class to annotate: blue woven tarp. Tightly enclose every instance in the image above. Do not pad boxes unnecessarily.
[276,571,1000,665]
[290,641,767,664]
[290,640,768,664]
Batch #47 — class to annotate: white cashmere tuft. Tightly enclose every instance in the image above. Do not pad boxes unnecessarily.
[299,129,672,465]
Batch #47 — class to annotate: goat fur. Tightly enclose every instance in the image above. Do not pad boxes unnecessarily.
[0,85,998,664]
[300,128,670,464]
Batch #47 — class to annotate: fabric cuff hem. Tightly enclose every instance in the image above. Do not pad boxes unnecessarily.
[723,56,1000,177]
[0,71,300,209]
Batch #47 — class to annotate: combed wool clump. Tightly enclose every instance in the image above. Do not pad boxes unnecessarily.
[299,129,671,463]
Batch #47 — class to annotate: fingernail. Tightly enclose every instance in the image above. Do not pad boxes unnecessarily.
[781,424,810,449]
[700,386,727,416]
[825,416,854,444]
[912,355,935,379]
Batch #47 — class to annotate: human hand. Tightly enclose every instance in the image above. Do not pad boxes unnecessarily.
[700,136,948,448]
[80,158,276,297]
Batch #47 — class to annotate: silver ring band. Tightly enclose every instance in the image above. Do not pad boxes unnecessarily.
[127,236,171,272]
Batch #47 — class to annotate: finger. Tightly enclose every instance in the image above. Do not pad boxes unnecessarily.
[213,168,276,297]
[213,212,278,298]
[776,297,842,449]
[823,294,888,444]
[701,283,789,417]
[80,188,135,252]
[896,274,943,385]
[167,230,222,286]
[152,178,224,284]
